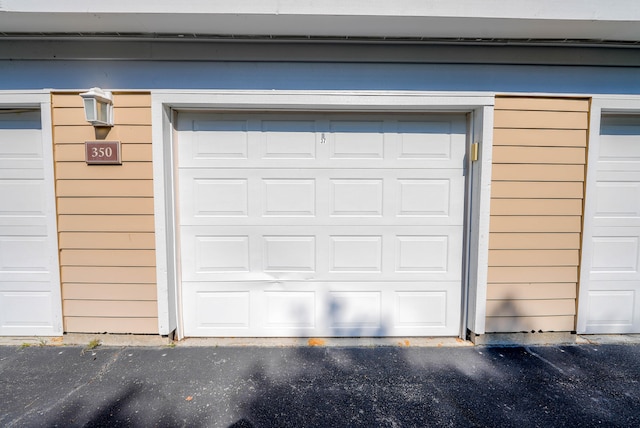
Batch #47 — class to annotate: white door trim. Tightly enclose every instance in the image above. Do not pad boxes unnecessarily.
[151,90,494,338]
[0,90,63,336]
[578,95,640,334]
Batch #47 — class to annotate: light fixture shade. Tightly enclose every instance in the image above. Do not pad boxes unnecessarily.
[80,87,113,126]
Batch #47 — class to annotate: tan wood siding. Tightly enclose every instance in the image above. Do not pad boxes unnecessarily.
[64,300,158,318]
[64,317,158,334]
[486,283,577,300]
[492,164,585,182]
[494,97,589,112]
[491,199,583,216]
[59,232,156,249]
[489,216,582,233]
[494,129,587,147]
[493,110,588,129]
[491,182,584,199]
[487,96,589,333]
[57,198,154,214]
[54,107,151,126]
[53,92,158,334]
[58,215,155,232]
[55,143,152,162]
[485,316,575,333]
[55,125,151,143]
[61,266,157,284]
[489,250,579,267]
[489,233,581,250]
[57,180,154,197]
[56,162,153,179]
[63,283,157,300]
[492,147,585,164]
[61,250,157,267]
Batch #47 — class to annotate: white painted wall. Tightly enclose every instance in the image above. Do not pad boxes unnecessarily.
[1,1,638,40]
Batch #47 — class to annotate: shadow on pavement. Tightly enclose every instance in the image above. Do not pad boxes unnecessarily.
[3,344,639,427]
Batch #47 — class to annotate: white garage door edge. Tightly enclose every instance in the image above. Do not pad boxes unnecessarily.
[151,90,495,339]
[578,95,640,334]
[0,91,62,336]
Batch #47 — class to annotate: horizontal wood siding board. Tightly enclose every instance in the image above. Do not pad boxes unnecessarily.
[60,250,157,267]
[58,215,155,232]
[492,147,585,164]
[58,233,156,250]
[494,97,589,112]
[485,316,575,333]
[493,110,588,129]
[54,107,152,126]
[64,317,158,334]
[63,283,158,301]
[55,143,152,162]
[489,233,580,250]
[491,182,584,199]
[486,299,576,317]
[62,266,156,284]
[53,107,91,126]
[57,198,154,215]
[490,216,582,233]
[56,180,154,197]
[113,108,152,126]
[55,162,153,180]
[54,125,152,144]
[112,93,152,107]
[487,266,578,283]
[490,199,583,216]
[52,94,84,108]
[64,300,158,317]
[487,283,577,300]
[493,129,587,147]
[492,164,585,182]
[52,93,150,109]
[489,249,579,267]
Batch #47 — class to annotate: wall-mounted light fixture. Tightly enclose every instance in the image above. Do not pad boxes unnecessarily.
[80,87,113,127]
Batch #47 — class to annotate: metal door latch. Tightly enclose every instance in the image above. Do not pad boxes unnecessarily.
[470,142,479,161]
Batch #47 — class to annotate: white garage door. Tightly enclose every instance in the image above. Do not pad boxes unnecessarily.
[580,115,640,334]
[0,110,62,335]
[177,112,466,337]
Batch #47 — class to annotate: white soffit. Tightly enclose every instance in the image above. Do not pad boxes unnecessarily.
[1,0,639,41]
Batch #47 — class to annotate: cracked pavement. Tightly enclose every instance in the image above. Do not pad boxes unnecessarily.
[1,344,639,427]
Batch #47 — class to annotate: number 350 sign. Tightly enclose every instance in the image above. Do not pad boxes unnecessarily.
[85,141,121,165]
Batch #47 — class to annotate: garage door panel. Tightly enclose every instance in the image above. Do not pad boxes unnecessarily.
[0,238,50,280]
[581,115,640,333]
[182,281,461,336]
[590,229,640,281]
[594,187,640,227]
[178,113,465,337]
[179,169,464,226]
[584,286,639,334]
[0,128,42,157]
[0,180,47,216]
[0,162,48,174]
[180,226,462,282]
[0,291,55,331]
[0,111,61,335]
[179,114,465,170]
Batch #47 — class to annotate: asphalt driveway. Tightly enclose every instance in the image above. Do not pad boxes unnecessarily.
[1,343,639,427]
